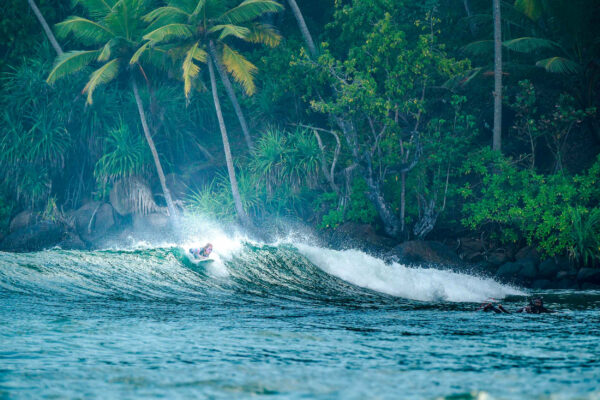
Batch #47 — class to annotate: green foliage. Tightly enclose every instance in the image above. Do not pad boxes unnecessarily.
[570,207,600,267]
[317,179,378,229]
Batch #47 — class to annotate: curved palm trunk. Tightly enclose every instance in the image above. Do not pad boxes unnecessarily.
[286,0,317,57]
[27,0,63,56]
[132,79,179,220]
[208,42,254,151]
[207,56,251,226]
[493,0,502,152]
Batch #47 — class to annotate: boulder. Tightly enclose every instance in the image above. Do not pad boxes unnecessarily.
[581,282,600,290]
[133,212,170,232]
[576,268,600,285]
[531,279,552,289]
[327,222,397,254]
[496,262,522,281]
[0,222,65,252]
[515,246,540,265]
[56,232,87,250]
[537,258,561,280]
[487,251,509,266]
[457,237,486,263]
[389,240,462,266]
[73,202,115,242]
[516,259,538,280]
[9,210,39,233]
[554,278,578,289]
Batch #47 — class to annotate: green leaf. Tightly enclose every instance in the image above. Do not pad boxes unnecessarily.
[182,41,203,98]
[47,50,101,84]
[220,0,283,25]
[463,40,493,56]
[55,16,114,44]
[129,41,151,64]
[503,37,559,53]
[82,58,120,104]
[536,57,580,74]
[246,23,281,47]
[220,44,257,96]
[143,23,194,43]
[209,24,251,41]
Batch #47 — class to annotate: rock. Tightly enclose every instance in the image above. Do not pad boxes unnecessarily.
[531,279,552,289]
[515,246,540,264]
[537,258,561,280]
[9,210,39,233]
[133,212,170,232]
[73,202,115,242]
[516,259,538,280]
[57,232,87,250]
[0,222,65,252]
[327,222,397,254]
[457,237,486,263]
[554,278,578,289]
[487,251,509,266]
[576,268,600,284]
[581,282,600,290]
[496,262,521,281]
[390,240,462,266]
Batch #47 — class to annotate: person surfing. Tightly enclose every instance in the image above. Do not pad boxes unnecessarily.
[189,243,213,260]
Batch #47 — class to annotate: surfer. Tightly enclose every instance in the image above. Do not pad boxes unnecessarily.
[189,243,213,259]
[478,301,510,314]
[516,297,555,314]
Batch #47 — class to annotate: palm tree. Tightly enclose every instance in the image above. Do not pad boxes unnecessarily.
[45,0,179,220]
[285,0,317,57]
[27,0,63,56]
[493,0,502,152]
[141,0,282,225]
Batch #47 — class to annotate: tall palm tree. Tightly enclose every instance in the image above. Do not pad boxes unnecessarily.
[27,0,64,56]
[141,0,282,225]
[493,0,502,152]
[285,0,317,57]
[45,0,179,220]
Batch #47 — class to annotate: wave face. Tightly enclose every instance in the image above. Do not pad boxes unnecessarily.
[0,240,522,303]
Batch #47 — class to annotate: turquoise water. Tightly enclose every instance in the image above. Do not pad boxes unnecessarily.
[1,242,599,399]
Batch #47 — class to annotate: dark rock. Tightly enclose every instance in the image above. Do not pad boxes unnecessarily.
[57,232,87,250]
[581,282,600,290]
[9,210,39,233]
[390,240,462,266]
[0,222,65,252]
[327,222,397,254]
[477,262,499,277]
[496,262,521,281]
[515,246,540,264]
[537,258,561,280]
[516,259,538,280]
[487,251,509,266]
[531,279,552,289]
[133,212,170,232]
[457,237,486,263]
[73,202,115,242]
[576,268,600,284]
[554,278,578,289]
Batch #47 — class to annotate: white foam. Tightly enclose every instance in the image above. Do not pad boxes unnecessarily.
[296,243,525,303]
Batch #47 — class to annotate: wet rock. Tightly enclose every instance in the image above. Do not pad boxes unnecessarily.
[457,237,486,263]
[486,251,509,266]
[516,259,538,280]
[57,232,87,250]
[327,222,396,254]
[581,282,600,290]
[0,221,65,252]
[515,246,540,264]
[133,212,170,232]
[73,202,115,242]
[554,278,578,289]
[531,279,552,289]
[537,258,561,280]
[390,240,462,266]
[9,210,39,233]
[496,262,521,282]
[576,268,600,285]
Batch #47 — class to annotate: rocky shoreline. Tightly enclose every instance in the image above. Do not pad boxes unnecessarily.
[1,204,599,290]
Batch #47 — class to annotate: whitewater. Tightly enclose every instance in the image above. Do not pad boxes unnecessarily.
[1,221,599,399]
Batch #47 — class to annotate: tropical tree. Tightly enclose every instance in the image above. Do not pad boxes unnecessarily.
[27,0,63,56]
[45,0,180,219]
[285,0,317,57]
[141,0,283,225]
[492,0,502,152]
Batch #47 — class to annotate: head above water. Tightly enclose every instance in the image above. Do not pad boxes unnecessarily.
[530,297,543,307]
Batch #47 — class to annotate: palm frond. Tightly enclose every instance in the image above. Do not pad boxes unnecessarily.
[72,0,118,18]
[47,50,100,84]
[503,37,559,53]
[55,16,114,44]
[83,58,120,104]
[191,0,207,16]
[130,41,151,64]
[515,0,544,21]
[98,40,113,61]
[144,6,190,22]
[463,40,493,56]
[536,57,580,74]
[246,23,281,47]
[220,0,283,25]
[220,44,257,95]
[143,23,194,43]
[209,24,251,40]
[182,42,202,99]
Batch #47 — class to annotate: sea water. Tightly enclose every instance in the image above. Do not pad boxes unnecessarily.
[1,234,599,399]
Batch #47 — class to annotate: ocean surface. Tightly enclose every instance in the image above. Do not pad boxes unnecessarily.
[1,231,599,399]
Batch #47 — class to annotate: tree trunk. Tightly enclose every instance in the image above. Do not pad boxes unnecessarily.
[400,171,406,233]
[132,79,179,220]
[463,0,477,36]
[493,0,502,152]
[207,54,251,226]
[27,0,63,56]
[208,42,254,151]
[286,0,317,57]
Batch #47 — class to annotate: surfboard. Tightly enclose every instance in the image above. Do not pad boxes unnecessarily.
[187,255,214,266]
